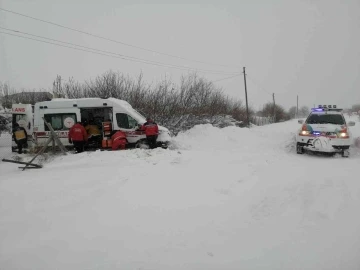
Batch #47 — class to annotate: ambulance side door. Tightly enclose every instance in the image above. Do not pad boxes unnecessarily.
[113,112,145,143]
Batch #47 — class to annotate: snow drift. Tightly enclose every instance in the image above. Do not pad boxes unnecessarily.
[1,119,360,270]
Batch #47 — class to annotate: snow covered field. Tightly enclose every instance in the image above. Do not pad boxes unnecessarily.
[0,133,11,159]
[1,118,360,270]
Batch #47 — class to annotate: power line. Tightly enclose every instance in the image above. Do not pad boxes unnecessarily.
[0,29,241,75]
[0,27,239,75]
[212,74,242,83]
[246,74,272,96]
[0,7,241,70]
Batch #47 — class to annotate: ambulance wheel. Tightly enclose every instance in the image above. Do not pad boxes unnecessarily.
[296,143,304,154]
[135,140,149,149]
[160,142,169,149]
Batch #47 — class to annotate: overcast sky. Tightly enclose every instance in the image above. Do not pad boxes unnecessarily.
[0,0,359,110]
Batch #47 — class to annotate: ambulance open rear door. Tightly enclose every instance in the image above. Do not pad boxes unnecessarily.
[11,104,34,151]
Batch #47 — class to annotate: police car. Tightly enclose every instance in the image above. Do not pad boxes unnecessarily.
[296,105,356,157]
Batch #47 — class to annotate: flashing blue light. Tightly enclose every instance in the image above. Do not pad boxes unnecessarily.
[312,108,324,112]
[313,132,321,135]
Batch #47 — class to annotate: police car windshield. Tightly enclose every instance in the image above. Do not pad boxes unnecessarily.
[306,114,345,125]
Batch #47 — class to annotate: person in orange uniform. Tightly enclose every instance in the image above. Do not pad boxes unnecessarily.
[84,120,102,147]
[111,130,127,150]
[84,120,101,140]
[141,117,159,149]
[68,121,88,153]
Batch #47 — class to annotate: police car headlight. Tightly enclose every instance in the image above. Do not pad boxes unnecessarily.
[339,132,349,138]
[300,130,310,136]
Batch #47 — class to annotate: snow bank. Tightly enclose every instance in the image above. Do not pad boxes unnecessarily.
[172,124,252,150]
[172,120,301,152]
[0,132,11,146]
[1,120,360,270]
[347,115,360,142]
[0,133,11,158]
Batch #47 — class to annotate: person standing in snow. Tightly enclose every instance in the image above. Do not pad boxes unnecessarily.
[68,121,88,153]
[141,117,159,149]
[111,130,127,150]
[12,122,28,154]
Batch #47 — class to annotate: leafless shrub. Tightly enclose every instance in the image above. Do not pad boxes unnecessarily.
[351,104,360,112]
[259,102,290,122]
[3,70,287,134]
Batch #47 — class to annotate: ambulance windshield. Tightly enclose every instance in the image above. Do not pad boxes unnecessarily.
[12,114,27,124]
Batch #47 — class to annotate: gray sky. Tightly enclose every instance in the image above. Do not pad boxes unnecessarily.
[0,0,359,110]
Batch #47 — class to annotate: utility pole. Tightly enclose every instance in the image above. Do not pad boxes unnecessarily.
[243,67,250,127]
[296,95,299,118]
[272,93,276,123]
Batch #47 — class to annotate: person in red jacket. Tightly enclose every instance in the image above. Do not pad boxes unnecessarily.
[68,121,88,153]
[141,117,159,149]
[111,130,127,150]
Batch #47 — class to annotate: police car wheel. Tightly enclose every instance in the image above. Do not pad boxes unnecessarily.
[341,149,350,158]
[296,143,304,154]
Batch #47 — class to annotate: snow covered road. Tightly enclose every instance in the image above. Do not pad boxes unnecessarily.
[1,119,360,269]
[0,133,11,159]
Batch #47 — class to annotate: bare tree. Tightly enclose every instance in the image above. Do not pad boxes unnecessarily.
[351,104,360,112]
[261,102,289,122]
[299,106,310,117]
[0,82,13,108]
[42,71,289,132]
[288,106,296,118]
[52,75,65,98]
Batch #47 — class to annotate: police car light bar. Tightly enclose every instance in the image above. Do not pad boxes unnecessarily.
[312,108,325,112]
[313,105,341,112]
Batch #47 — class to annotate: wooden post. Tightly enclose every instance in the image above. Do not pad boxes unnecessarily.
[52,134,56,152]
[2,158,43,168]
[296,95,299,118]
[272,93,276,123]
[21,118,67,171]
[243,67,250,128]
[42,117,67,155]
[22,136,53,171]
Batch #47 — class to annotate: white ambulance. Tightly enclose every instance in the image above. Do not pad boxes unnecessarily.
[32,97,171,149]
[11,103,34,152]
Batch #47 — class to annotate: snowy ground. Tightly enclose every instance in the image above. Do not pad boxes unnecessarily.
[1,118,360,270]
[0,132,11,159]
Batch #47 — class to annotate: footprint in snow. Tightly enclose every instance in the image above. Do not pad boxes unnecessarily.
[171,157,182,164]
[217,189,231,195]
